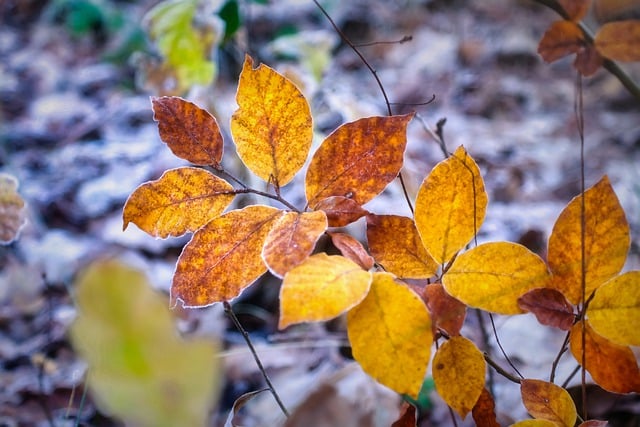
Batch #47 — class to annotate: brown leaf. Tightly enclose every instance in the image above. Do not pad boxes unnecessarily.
[518,288,575,331]
[328,232,375,271]
[579,421,608,427]
[574,44,604,76]
[391,402,417,427]
[472,388,500,427]
[312,196,369,227]
[538,20,585,63]
[424,283,466,337]
[262,211,327,278]
[0,173,26,245]
[305,114,413,207]
[595,20,640,61]
[569,321,640,393]
[366,214,437,279]
[559,0,591,21]
[152,96,223,166]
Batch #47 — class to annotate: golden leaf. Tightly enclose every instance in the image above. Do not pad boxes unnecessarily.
[520,379,577,427]
[0,173,26,245]
[538,20,584,63]
[595,20,640,61]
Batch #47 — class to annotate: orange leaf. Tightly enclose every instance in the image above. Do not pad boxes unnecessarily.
[511,421,559,427]
[443,242,551,314]
[279,254,372,328]
[391,402,417,427]
[538,20,585,63]
[414,145,487,265]
[587,271,640,346]
[518,288,575,331]
[152,96,223,166]
[366,214,437,279]
[230,55,313,187]
[424,283,466,337]
[312,196,369,227]
[347,272,432,398]
[574,44,604,76]
[262,210,327,278]
[595,20,640,61]
[123,167,235,238]
[472,388,500,427]
[559,0,591,21]
[520,379,577,427]
[570,321,640,393]
[305,114,413,207]
[548,176,630,304]
[328,232,375,271]
[432,336,486,418]
[171,205,282,306]
[0,173,26,245]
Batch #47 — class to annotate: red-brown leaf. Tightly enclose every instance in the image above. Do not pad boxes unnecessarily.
[328,232,375,271]
[424,283,467,337]
[518,288,575,331]
[391,402,417,427]
[472,388,500,427]
[312,196,369,227]
[574,44,604,76]
[559,0,591,21]
[538,20,585,63]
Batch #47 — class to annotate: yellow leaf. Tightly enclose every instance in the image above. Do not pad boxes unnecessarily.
[262,210,327,278]
[366,214,438,279]
[152,96,223,166]
[230,55,313,187]
[0,173,26,245]
[305,114,413,207]
[279,253,372,328]
[172,205,282,306]
[414,146,487,265]
[70,260,219,427]
[538,20,584,63]
[123,167,235,238]
[586,271,640,346]
[548,176,630,304]
[511,420,559,427]
[347,272,432,398]
[570,321,640,393]
[595,20,640,61]
[443,242,550,314]
[520,379,577,427]
[432,336,486,418]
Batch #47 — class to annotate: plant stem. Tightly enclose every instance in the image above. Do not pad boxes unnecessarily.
[484,352,522,384]
[223,301,290,418]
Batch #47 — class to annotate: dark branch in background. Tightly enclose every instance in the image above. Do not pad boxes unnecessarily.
[355,35,413,47]
[532,0,640,101]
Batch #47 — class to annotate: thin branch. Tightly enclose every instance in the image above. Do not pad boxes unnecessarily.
[561,364,581,389]
[415,113,449,159]
[355,35,413,47]
[475,310,496,396]
[489,314,524,379]
[224,188,299,211]
[224,301,290,417]
[549,330,571,383]
[484,352,522,384]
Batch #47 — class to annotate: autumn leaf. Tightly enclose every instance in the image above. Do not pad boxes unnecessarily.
[366,214,437,279]
[262,210,327,278]
[595,20,640,61]
[432,336,486,418]
[172,205,282,307]
[347,272,432,398]
[414,145,487,265]
[152,97,223,166]
[0,173,26,245]
[70,260,219,427]
[443,242,551,315]
[569,321,640,393]
[328,232,375,271]
[586,271,640,346]
[538,20,585,63]
[279,253,372,328]
[578,421,608,427]
[574,45,604,77]
[548,176,629,304]
[472,388,500,427]
[520,379,577,427]
[230,55,313,187]
[559,0,591,21]
[312,196,369,227]
[511,421,559,427]
[123,167,235,238]
[305,114,413,207]
[424,283,466,337]
[391,402,417,427]
[518,288,575,331]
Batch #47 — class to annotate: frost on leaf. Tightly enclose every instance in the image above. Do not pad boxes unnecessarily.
[231,55,313,187]
[414,145,487,265]
[123,167,235,238]
[347,272,432,398]
[279,253,372,328]
[548,176,629,304]
[171,205,282,307]
[152,96,223,166]
[520,379,577,427]
[305,114,413,207]
[0,173,26,245]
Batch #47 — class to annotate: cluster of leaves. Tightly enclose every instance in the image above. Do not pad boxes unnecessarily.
[123,54,639,424]
[537,0,640,75]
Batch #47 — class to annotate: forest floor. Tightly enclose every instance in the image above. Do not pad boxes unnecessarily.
[1,0,639,426]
